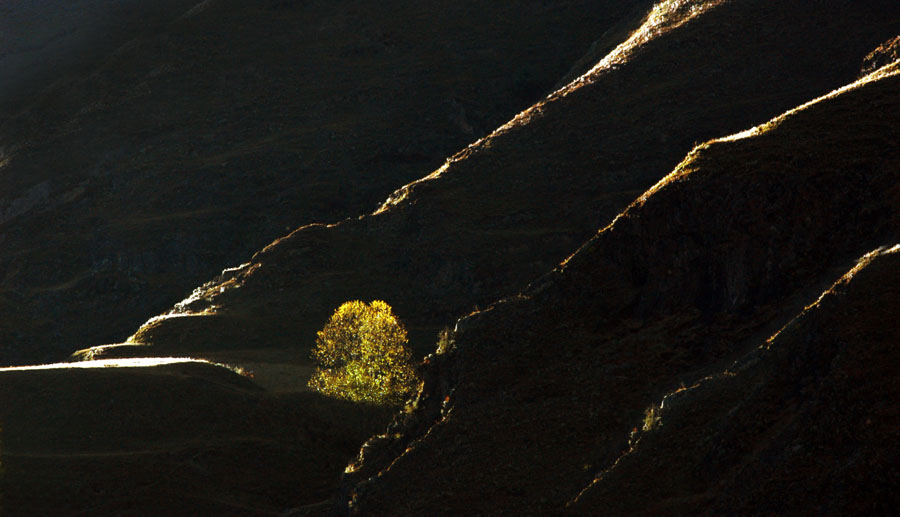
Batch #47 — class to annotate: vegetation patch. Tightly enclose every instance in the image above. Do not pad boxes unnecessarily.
[308,300,420,406]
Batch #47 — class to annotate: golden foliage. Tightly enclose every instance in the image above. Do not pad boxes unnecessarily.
[308,300,419,405]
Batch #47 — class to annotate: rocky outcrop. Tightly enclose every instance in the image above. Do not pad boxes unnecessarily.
[862,35,900,75]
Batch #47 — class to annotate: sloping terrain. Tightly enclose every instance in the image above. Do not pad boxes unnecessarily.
[111,0,900,369]
[570,245,900,514]
[0,359,390,515]
[4,2,899,515]
[0,0,636,364]
[0,0,200,112]
[338,60,900,513]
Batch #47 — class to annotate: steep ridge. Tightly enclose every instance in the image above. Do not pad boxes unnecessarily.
[0,359,390,515]
[111,0,900,366]
[339,61,900,513]
[0,0,633,364]
[570,245,900,514]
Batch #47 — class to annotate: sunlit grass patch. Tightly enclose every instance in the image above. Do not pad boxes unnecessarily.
[0,357,210,371]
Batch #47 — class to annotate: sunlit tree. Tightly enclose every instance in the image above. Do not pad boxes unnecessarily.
[308,300,419,405]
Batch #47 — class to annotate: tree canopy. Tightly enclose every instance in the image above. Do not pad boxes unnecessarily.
[308,300,419,405]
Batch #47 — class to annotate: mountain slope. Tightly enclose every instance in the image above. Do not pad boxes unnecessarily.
[339,59,900,514]
[111,0,900,366]
[0,0,198,111]
[0,0,635,364]
[0,359,389,515]
[570,244,900,514]
[5,3,896,514]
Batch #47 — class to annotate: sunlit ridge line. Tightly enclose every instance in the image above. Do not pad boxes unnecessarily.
[716,61,900,143]
[373,1,723,218]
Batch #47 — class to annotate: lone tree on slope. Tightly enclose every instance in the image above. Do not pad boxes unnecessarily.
[308,300,419,405]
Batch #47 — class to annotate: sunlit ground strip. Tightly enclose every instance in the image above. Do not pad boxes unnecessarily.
[129,261,251,332]
[716,61,900,143]
[557,0,724,98]
[137,310,212,327]
[483,0,725,158]
[0,357,209,371]
[373,162,451,215]
[762,244,900,350]
[373,1,724,219]
[627,60,900,214]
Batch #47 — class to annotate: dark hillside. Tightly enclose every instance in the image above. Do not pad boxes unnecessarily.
[571,245,900,514]
[339,61,900,514]
[0,359,389,514]
[0,0,635,363]
[2,2,896,515]
[110,0,900,366]
[0,0,198,111]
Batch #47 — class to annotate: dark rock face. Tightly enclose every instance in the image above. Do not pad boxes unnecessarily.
[124,0,900,365]
[572,246,900,515]
[0,0,643,364]
[339,63,900,514]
